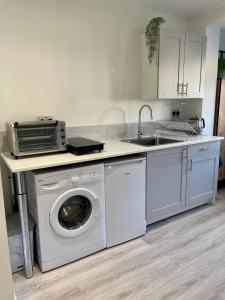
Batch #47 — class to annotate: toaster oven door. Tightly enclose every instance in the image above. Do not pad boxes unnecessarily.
[16,125,58,153]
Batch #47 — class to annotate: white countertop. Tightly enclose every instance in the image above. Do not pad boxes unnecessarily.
[1,135,223,173]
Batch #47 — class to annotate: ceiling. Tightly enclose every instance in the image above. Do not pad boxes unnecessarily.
[132,0,225,20]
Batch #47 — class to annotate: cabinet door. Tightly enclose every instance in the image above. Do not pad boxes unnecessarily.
[146,147,187,224]
[186,152,219,209]
[183,33,206,98]
[141,35,158,99]
[158,30,185,99]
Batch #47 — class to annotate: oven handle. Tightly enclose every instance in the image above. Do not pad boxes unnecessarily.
[14,120,58,128]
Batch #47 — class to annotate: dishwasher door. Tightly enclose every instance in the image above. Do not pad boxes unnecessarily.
[105,157,146,247]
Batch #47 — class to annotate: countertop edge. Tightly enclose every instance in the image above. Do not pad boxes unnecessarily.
[1,136,224,173]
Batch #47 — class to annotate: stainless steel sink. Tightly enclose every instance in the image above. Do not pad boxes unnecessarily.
[121,136,182,147]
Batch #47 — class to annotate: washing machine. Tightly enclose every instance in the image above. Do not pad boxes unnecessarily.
[26,163,106,272]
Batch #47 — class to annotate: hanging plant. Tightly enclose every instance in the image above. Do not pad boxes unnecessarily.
[145,17,165,65]
[218,58,225,78]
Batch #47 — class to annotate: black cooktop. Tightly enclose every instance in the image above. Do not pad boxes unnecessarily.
[67,137,104,155]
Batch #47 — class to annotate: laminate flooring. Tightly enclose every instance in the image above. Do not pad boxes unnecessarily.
[13,189,225,300]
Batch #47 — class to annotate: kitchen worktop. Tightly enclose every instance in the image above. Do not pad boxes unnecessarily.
[1,135,223,173]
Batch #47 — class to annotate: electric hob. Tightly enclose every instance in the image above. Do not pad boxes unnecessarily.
[67,137,104,155]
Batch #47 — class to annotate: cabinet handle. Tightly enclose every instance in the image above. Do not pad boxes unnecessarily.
[188,159,193,171]
[177,83,183,95]
[183,83,188,96]
[199,147,208,151]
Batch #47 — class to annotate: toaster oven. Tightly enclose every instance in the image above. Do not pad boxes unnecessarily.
[6,120,67,158]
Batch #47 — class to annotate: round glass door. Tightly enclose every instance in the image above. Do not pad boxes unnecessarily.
[58,195,92,230]
[49,188,99,238]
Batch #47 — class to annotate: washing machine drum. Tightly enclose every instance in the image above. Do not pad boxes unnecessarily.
[49,188,100,238]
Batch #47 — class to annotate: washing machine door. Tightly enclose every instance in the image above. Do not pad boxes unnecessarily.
[49,188,99,238]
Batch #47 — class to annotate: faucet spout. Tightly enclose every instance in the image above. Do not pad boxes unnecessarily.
[137,104,153,138]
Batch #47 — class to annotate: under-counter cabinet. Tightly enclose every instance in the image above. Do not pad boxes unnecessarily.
[186,142,220,209]
[141,29,206,99]
[147,142,220,225]
[146,147,187,225]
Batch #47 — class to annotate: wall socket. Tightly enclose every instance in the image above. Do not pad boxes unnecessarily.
[38,116,54,121]
[172,110,180,119]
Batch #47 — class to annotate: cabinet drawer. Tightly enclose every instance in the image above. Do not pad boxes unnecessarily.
[188,142,220,157]
[149,146,185,158]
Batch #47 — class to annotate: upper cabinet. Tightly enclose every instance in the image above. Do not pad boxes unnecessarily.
[183,33,206,99]
[158,30,185,99]
[141,29,206,100]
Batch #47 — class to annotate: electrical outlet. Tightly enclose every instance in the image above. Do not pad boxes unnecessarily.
[38,116,54,121]
[172,110,176,118]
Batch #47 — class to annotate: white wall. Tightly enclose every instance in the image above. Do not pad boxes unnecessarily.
[189,13,225,135]
[0,0,189,130]
[189,5,225,34]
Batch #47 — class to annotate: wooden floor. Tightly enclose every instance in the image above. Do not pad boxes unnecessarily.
[13,189,225,300]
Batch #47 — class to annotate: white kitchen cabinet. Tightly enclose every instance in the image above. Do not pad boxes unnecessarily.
[183,33,206,98]
[186,142,220,209]
[146,147,187,225]
[141,29,206,99]
[158,30,185,99]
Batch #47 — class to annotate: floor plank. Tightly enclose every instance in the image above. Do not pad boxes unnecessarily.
[13,189,225,300]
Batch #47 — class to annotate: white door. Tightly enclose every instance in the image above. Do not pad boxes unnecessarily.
[158,30,185,99]
[141,35,159,99]
[183,33,206,98]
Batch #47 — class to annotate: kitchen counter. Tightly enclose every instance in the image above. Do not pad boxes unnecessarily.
[1,135,223,173]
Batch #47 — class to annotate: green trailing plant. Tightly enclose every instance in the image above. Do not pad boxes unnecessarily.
[145,17,165,65]
[218,58,225,78]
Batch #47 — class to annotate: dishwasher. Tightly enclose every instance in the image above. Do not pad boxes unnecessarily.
[105,156,146,247]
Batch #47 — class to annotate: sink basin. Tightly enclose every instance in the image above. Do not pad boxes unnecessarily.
[121,136,182,147]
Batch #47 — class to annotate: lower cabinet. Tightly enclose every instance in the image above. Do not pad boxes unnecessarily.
[146,147,187,225]
[147,141,220,225]
[186,143,220,209]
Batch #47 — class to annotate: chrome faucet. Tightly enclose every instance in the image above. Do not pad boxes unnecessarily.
[137,104,153,138]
